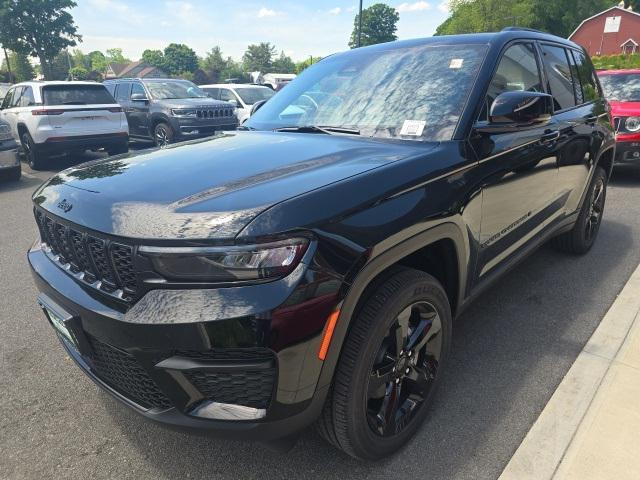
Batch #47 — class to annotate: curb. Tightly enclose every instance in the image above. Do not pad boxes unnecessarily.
[498,262,640,480]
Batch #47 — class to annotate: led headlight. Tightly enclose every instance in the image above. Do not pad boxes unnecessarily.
[625,116,640,133]
[171,109,198,118]
[139,238,309,282]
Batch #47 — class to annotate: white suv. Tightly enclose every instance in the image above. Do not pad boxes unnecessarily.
[200,84,275,124]
[0,81,129,170]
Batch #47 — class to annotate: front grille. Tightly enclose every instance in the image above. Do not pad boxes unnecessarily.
[87,336,172,410]
[174,347,275,362]
[184,369,276,409]
[196,108,234,119]
[34,209,138,301]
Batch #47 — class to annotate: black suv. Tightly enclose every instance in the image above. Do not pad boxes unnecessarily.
[104,78,238,147]
[30,29,614,460]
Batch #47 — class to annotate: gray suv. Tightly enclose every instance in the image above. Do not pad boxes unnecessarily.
[104,78,238,147]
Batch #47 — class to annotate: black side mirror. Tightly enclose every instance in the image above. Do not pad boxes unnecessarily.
[131,93,148,102]
[250,99,267,116]
[477,91,553,133]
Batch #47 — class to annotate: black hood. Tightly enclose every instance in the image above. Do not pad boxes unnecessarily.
[33,131,430,240]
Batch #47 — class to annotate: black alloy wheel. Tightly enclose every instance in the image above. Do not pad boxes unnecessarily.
[154,122,174,148]
[366,301,442,437]
[21,131,43,170]
[585,175,605,243]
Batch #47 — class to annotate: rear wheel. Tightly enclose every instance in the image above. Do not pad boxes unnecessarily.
[8,165,21,181]
[317,268,452,459]
[551,166,607,254]
[21,131,44,170]
[153,122,174,148]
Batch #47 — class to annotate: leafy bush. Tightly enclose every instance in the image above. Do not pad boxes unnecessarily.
[592,54,640,70]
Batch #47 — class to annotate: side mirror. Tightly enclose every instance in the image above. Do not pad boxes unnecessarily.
[477,91,553,133]
[250,99,267,116]
[226,99,238,107]
[131,93,148,102]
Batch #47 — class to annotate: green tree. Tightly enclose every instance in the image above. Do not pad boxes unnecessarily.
[221,57,248,82]
[162,43,198,75]
[0,0,81,80]
[623,0,638,11]
[242,42,276,72]
[141,49,164,68]
[88,50,107,72]
[1,51,34,81]
[69,65,88,80]
[349,3,399,48]
[200,46,226,82]
[295,56,320,74]
[272,51,296,73]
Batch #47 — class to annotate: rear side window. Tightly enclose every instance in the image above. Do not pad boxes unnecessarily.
[19,87,35,107]
[104,83,116,96]
[571,51,600,102]
[43,84,116,106]
[131,82,146,97]
[203,87,220,99]
[540,45,576,111]
[115,82,131,102]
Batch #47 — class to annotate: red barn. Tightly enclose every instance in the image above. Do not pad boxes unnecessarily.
[569,6,640,56]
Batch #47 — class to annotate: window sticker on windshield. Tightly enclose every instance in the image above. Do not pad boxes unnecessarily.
[449,58,464,69]
[400,120,426,136]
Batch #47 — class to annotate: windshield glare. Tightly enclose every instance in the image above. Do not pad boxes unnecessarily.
[246,44,487,141]
[598,73,640,102]
[144,80,208,100]
[235,87,274,105]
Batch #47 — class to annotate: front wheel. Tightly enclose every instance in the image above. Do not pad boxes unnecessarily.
[317,268,452,459]
[153,122,174,148]
[551,166,607,254]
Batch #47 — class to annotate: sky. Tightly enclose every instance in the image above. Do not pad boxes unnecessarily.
[72,0,451,62]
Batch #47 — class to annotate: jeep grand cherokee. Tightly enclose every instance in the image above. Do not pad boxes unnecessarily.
[29,29,614,460]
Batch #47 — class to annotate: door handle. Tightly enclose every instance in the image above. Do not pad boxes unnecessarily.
[541,130,560,144]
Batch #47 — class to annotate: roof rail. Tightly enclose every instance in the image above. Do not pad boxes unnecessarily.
[501,26,548,34]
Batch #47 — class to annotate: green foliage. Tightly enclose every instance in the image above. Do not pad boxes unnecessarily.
[436,0,610,37]
[199,46,226,82]
[1,51,35,82]
[623,0,639,10]
[141,49,164,68]
[243,42,276,72]
[162,43,198,75]
[105,48,128,64]
[272,51,296,73]
[295,56,321,74]
[69,65,88,80]
[87,51,107,72]
[592,53,640,70]
[349,3,399,48]
[0,0,81,80]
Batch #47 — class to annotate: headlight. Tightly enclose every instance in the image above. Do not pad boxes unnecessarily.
[139,238,309,283]
[625,116,640,133]
[171,109,198,118]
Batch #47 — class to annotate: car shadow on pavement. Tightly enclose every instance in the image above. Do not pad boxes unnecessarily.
[100,217,635,480]
[610,164,640,186]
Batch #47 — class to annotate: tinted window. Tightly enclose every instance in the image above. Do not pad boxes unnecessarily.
[43,84,115,105]
[248,44,488,141]
[115,82,131,102]
[144,80,208,100]
[0,89,11,109]
[235,87,274,105]
[0,84,10,100]
[203,87,220,99]
[19,87,35,107]
[9,87,24,108]
[566,51,584,104]
[131,82,146,98]
[573,51,601,102]
[482,43,542,121]
[104,83,116,96]
[598,72,640,102]
[219,89,236,102]
[541,45,576,110]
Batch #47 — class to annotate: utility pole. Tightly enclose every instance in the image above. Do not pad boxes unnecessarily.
[2,47,12,83]
[357,0,363,48]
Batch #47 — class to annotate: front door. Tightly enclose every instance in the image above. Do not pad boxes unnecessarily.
[128,82,151,137]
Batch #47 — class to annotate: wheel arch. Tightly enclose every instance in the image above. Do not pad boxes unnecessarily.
[316,222,468,391]
[595,146,615,180]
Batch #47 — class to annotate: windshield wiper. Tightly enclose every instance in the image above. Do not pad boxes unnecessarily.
[274,125,360,135]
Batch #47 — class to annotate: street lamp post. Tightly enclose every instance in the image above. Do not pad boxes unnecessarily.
[357,0,363,48]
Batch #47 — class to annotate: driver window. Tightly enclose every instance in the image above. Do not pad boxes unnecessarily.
[1,89,14,109]
[480,43,542,121]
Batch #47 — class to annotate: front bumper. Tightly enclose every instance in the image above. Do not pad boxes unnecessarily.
[0,139,20,170]
[614,135,640,163]
[28,240,337,441]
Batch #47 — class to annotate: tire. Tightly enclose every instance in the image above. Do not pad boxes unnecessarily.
[153,122,174,148]
[551,166,607,254]
[8,165,21,181]
[21,131,44,170]
[317,267,452,460]
[107,141,129,156]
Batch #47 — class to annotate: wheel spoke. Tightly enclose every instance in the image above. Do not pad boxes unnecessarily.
[394,307,411,354]
[406,312,440,353]
[376,380,402,436]
[368,359,395,398]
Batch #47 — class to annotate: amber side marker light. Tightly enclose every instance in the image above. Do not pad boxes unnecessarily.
[318,310,341,361]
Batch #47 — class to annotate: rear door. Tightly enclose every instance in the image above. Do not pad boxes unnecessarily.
[42,84,124,136]
[475,42,561,280]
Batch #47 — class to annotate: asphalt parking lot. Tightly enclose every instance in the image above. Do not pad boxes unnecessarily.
[2,153,640,480]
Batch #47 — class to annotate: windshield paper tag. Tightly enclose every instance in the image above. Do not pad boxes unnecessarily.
[400,120,426,137]
[449,58,463,69]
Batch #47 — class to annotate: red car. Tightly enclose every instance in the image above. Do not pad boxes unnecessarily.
[598,69,640,163]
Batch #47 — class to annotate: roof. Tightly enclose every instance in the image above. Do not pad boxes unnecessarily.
[569,6,640,39]
[597,69,640,75]
[620,38,639,47]
[200,83,272,89]
[12,81,100,87]
[107,62,128,75]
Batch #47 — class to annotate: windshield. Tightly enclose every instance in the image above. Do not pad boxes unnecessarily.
[246,44,487,141]
[144,80,208,100]
[598,73,640,102]
[235,87,275,105]
[0,85,9,99]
